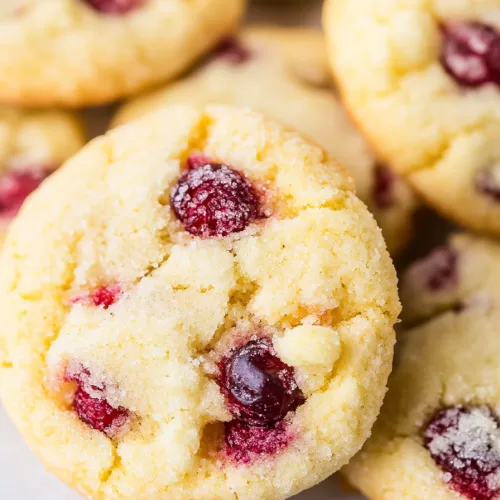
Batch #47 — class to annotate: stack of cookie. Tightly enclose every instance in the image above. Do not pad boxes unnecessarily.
[0,1,498,500]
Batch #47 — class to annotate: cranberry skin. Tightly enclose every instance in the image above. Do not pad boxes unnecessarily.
[373,165,396,210]
[0,168,52,218]
[411,244,458,291]
[83,0,144,14]
[219,339,304,427]
[72,284,121,309]
[424,405,500,500]
[171,162,261,238]
[212,37,251,65]
[67,368,129,436]
[441,22,500,87]
[224,420,292,464]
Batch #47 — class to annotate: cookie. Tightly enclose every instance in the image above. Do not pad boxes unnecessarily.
[0,105,400,500]
[401,234,500,325]
[0,106,85,243]
[0,0,246,107]
[113,26,417,256]
[344,235,500,500]
[324,0,500,236]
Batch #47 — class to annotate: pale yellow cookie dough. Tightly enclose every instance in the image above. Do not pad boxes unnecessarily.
[0,105,85,242]
[113,26,417,256]
[344,295,500,499]
[0,0,245,107]
[324,0,500,236]
[0,105,400,500]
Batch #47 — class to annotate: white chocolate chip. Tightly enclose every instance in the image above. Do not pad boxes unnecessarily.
[273,325,341,369]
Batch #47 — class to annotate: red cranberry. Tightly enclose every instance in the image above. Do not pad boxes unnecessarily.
[72,284,121,309]
[423,405,500,500]
[170,161,261,238]
[83,0,144,14]
[476,168,500,201]
[0,168,52,218]
[218,338,304,427]
[441,22,500,87]
[211,37,251,65]
[373,165,396,209]
[408,244,458,291]
[224,420,293,464]
[66,367,129,436]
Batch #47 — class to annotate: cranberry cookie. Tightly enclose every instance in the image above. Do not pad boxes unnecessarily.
[324,0,500,236]
[0,105,400,499]
[0,106,85,243]
[0,0,245,107]
[345,237,500,499]
[401,234,500,325]
[114,26,417,255]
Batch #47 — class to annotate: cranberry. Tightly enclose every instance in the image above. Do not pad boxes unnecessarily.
[211,37,251,65]
[476,167,500,201]
[170,161,261,238]
[373,165,396,209]
[83,0,144,14]
[408,244,458,291]
[0,168,52,218]
[66,367,129,436]
[423,405,500,500]
[72,284,121,309]
[218,339,304,427]
[224,420,292,464]
[441,22,500,87]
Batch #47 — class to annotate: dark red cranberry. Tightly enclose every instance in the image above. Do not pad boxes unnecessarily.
[72,284,121,309]
[218,338,304,427]
[66,367,129,436]
[170,162,261,238]
[224,420,292,464]
[408,244,458,291]
[441,22,500,87]
[211,37,251,65]
[0,168,52,218]
[476,167,500,201]
[373,165,396,209]
[83,0,144,14]
[423,405,500,500]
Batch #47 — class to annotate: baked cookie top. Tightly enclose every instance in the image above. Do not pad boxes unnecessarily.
[0,105,400,500]
[345,237,500,500]
[0,105,85,242]
[0,0,245,107]
[324,0,500,235]
[114,26,417,255]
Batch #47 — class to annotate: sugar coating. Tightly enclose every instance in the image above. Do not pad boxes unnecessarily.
[0,105,85,242]
[324,0,500,235]
[0,0,245,107]
[113,26,417,255]
[401,234,500,324]
[0,105,399,500]
[344,233,500,500]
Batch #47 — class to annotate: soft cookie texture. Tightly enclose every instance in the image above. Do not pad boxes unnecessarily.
[345,233,500,500]
[324,0,500,236]
[0,105,400,500]
[114,26,417,255]
[0,0,245,107]
[0,105,85,243]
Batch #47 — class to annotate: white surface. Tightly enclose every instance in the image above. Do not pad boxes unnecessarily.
[0,1,366,498]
